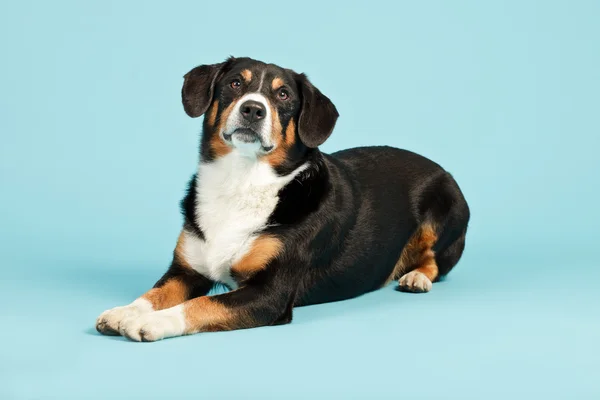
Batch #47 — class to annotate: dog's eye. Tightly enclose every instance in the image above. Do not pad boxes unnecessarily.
[230,79,241,89]
[278,89,289,101]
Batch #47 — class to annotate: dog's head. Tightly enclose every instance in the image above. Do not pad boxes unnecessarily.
[182,57,338,168]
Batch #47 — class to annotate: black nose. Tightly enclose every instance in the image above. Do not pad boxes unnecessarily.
[239,100,266,123]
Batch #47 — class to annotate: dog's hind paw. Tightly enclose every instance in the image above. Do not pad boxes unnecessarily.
[398,270,432,293]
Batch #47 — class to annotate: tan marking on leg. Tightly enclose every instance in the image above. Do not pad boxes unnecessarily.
[173,230,191,268]
[396,224,439,292]
[271,77,284,90]
[413,261,438,282]
[210,101,237,157]
[183,296,249,333]
[231,235,283,280]
[141,230,195,310]
[241,69,252,82]
[384,223,439,287]
[141,279,188,310]
[206,100,219,127]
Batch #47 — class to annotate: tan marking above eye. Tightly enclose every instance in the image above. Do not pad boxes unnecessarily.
[241,69,252,82]
[271,77,284,90]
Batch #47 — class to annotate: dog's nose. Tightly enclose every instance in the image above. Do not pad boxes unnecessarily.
[239,100,266,123]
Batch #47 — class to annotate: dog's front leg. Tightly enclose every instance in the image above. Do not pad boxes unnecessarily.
[96,230,213,336]
[119,274,297,342]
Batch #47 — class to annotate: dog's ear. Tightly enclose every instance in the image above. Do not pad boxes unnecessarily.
[182,58,234,118]
[296,73,339,148]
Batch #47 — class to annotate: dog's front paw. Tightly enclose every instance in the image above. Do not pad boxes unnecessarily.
[96,299,153,336]
[398,270,433,293]
[119,306,186,342]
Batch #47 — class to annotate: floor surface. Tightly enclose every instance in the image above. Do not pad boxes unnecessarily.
[2,250,598,399]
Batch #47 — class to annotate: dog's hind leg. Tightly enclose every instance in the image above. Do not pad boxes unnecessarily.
[394,224,439,293]
[392,171,470,293]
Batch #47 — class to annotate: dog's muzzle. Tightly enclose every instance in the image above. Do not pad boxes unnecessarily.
[223,128,274,152]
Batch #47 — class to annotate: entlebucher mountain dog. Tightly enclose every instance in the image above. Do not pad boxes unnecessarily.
[96,57,470,342]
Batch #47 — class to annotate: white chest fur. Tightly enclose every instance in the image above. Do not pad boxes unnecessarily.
[180,152,306,288]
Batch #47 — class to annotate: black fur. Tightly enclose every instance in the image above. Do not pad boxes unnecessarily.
[180,174,204,240]
[154,258,213,299]
[182,59,233,118]
[295,73,339,148]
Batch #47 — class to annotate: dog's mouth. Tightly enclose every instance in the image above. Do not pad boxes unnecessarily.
[223,128,274,152]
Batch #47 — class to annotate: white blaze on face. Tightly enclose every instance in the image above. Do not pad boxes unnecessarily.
[222,92,275,156]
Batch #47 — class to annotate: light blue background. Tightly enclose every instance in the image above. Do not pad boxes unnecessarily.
[1,1,599,399]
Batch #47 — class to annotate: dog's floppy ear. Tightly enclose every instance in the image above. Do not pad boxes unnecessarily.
[296,73,339,148]
[182,58,234,118]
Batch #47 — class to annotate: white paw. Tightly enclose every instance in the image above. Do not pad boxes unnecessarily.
[398,270,433,293]
[96,299,153,335]
[118,305,186,342]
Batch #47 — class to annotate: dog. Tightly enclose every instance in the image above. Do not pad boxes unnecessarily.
[96,57,470,342]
